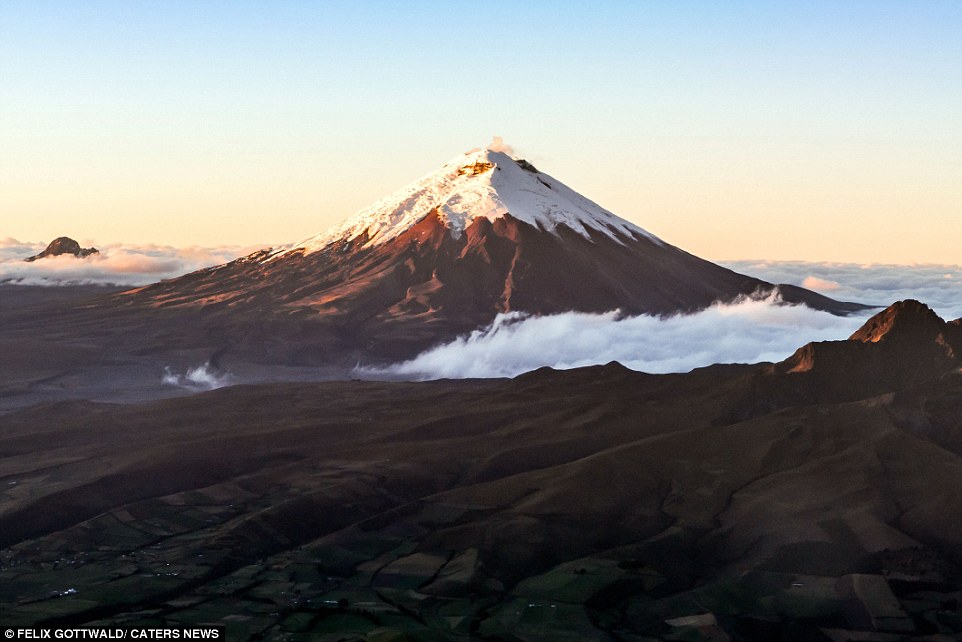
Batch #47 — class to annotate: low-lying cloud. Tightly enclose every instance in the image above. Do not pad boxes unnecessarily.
[365,261,962,380]
[0,238,261,287]
[723,260,962,320]
[362,293,869,380]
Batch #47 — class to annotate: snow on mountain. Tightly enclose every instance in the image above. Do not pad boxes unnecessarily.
[103,141,871,368]
[270,147,660,260]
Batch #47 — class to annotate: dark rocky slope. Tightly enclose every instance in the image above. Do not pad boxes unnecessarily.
[1,301,960,640]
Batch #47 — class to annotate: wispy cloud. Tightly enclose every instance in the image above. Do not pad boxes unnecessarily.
[486,135,515,155]
[161,362,232,391]
[0,238,263,286]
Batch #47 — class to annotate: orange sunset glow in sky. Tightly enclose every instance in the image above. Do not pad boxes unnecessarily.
[2,1,960,265]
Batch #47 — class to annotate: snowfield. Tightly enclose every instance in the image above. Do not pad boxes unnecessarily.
[268,147,661,260]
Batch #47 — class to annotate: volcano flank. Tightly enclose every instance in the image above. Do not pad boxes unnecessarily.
[105,147,868,366]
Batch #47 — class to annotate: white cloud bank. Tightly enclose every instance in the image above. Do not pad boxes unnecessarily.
[722,260,962,320]
[0,238,261,287]
[365,261,962,380]
[360,292,869,380]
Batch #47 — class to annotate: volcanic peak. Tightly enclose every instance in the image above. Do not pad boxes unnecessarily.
[25,237,98,262]
[270,147,660,260]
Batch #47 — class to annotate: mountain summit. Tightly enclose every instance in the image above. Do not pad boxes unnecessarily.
[761,300,962,406]
[271,148,657,258]
[121,145,869,364]
[25,237,98,262]
[849,299,955,346]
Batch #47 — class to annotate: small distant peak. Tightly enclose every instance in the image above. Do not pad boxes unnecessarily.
[849,299,945,344]
[601,360,632,373]
[25,236,99,262]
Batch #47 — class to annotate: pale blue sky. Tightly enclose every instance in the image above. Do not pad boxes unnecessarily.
[2,1,960,263]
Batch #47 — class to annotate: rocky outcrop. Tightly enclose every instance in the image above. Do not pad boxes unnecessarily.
[779,300,962,384]
[25,237,98,262]
[717,300,962,421]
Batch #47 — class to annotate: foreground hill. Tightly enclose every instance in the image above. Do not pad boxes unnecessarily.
[1,301,960,640]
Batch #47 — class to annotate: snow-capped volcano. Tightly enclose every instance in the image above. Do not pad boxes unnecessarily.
[272,148,659,259]
[119,144,870,365]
